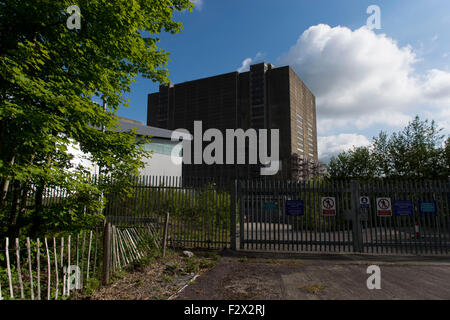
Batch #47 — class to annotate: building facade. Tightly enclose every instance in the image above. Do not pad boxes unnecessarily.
[147,62,318,180]
[69,117,190,178]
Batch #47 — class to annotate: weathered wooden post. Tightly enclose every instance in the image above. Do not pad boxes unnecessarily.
[102,222,112,285]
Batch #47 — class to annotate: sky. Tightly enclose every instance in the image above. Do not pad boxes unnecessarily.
[117,0,450,163]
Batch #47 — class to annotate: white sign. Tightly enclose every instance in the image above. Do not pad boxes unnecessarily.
[376,197,392,217]
[321,197,336,216]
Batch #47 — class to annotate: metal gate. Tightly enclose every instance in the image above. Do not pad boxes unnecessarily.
[235,179,450,255]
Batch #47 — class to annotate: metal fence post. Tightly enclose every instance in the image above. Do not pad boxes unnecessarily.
[162,211,170,257]
[102,222,112,285]
[351,181,363,252]
[240,181,245,250]
[230,180,238,251]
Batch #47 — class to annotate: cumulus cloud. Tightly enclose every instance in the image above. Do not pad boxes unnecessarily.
[277,24,450,134]
[422,69,450,103]
[237,52,265,73]
[318,134,371,162]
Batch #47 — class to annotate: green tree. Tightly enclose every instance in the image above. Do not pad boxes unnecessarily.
[386,116,446,178]
[328,146,376,179]
[328,116,449,179]
[0,0,194,237]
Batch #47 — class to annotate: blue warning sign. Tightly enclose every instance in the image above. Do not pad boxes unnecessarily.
[418,201,437,217]
[264,202,277,211]
[393,200,414,217]
[360,196,370,209]
[285,200,304,216]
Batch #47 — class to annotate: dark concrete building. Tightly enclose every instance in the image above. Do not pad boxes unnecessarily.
[147,62,318,180]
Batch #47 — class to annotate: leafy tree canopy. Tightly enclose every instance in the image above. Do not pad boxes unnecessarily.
[328,116,449,180]
[0,0,194,237]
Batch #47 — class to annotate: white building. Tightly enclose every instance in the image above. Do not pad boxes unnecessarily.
[68,117,190,177]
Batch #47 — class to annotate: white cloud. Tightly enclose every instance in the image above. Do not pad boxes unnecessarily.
[422,69,450,103]
[277,24,450,135]
[318,134,371,162]
[237,52,265,73]
[237,58,252,73]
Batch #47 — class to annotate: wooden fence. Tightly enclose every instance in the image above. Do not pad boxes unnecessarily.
[110,224,161,273]
[0,223,160,300]
[0,229,102,300]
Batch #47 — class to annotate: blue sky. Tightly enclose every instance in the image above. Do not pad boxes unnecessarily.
[118,0,450,162]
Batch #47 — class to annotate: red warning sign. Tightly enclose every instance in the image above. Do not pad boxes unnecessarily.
[376,197,392,217]
[321,197,336,216]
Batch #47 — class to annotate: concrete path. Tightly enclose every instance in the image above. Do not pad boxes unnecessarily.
[176,250,450,300]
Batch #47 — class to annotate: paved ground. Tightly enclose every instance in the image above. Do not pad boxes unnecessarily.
[176,250,450,300]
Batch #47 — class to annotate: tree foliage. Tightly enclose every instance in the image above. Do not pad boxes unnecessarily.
[0,0,194,237]
[328,116,449,179]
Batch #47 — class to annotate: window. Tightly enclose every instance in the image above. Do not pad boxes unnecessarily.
[143,138,182,157]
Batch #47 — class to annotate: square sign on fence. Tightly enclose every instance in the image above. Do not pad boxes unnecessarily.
[419,201,438,217]
[264,202,277,211]
[393,200,414,217]
[376,197,392,217]
[285,200,304,216]
[360,196,370,209]
[321,197,336,216]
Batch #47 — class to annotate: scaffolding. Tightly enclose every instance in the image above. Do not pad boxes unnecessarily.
[291,154,327,181]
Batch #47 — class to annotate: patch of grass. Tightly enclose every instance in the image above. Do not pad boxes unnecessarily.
[199,258,217,269]
[184,255,218,274]
[238,257,248,263]
[165,262,181,275]
[297,285,325,294]
[82,278,101,297]
[112,268,127,280]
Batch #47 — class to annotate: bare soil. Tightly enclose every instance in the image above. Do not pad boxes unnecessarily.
[72,249,220,300]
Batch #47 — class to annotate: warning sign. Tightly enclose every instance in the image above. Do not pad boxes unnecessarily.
[418,201,437,217]
[321,197,336,216]
[285,200,304,216]
[376,197,392,217]
[360,196,370,209]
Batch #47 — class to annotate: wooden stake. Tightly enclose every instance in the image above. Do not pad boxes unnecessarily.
[26,237,34,300]
[5,238,13,298]
[86,231,92,284]
[53,238,59,300]
[15,238,24,298]
[67,235,71,296]
[36,238,41,300]
[102,223,112,285]
[45,238,51,300]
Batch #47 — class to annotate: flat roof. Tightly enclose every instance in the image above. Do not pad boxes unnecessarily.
[116,120,192,140]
